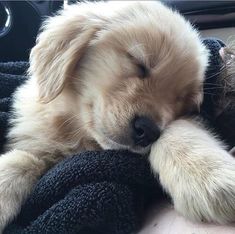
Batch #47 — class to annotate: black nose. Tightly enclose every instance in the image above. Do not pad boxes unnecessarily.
[131,116,161,147]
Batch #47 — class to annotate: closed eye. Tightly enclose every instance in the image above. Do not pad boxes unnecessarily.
[127,53,149,79]
[136,63,149,78]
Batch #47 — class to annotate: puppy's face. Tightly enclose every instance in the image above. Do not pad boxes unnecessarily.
[30,1,208,153]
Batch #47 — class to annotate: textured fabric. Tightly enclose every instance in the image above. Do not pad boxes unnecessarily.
[4,151,161,234]
[0,38,233,234]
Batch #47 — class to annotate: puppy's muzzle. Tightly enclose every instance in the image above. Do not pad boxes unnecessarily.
[131,116,160,147]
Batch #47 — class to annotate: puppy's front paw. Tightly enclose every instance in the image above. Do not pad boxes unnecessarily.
[172,163,235,224]
[0,150,45,232]
[150,119,235,224]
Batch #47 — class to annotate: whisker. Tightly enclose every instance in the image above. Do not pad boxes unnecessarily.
[205,66,226,81]
[203,82,223,85]
[203,92,217,96]
[204,87,225,90]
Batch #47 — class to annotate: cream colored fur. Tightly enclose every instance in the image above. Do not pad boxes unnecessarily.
[150,119,235,224]
[0,150,46,230]
[0,1,232,232]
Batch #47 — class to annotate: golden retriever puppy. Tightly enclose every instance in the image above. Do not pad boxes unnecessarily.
[0,1,210,231]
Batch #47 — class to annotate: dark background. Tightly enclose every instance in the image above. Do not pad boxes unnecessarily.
[0,0,235,62]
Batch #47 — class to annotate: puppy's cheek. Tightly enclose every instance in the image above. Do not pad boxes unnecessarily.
[182,101,199,116]
[160,112,175,129]
[90,96,107,126]
[194,92,203,111]
[181,93,203,116]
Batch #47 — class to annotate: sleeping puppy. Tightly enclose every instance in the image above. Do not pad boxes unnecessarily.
[0,0,219,231]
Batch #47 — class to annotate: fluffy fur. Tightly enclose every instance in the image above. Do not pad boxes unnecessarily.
[0,1,230,232]
[150,119,235,224]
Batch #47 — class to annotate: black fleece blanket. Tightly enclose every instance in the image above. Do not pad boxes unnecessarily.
[1,38,232,234]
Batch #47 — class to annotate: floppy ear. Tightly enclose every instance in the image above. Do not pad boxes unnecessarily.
[29,4,105,103]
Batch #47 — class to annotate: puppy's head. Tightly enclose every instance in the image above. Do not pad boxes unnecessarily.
[30,1,208,153]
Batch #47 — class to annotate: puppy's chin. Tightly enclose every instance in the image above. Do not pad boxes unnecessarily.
[93,133,150,155]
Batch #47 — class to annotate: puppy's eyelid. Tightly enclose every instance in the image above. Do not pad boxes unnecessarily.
[137,63,149,79]
[127,53,149,78]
